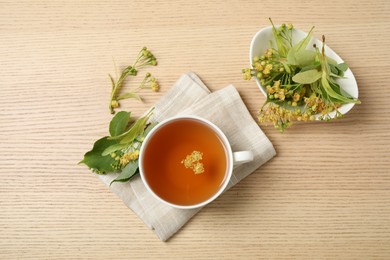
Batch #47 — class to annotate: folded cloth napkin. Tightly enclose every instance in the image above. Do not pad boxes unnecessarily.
[98,72,276,241]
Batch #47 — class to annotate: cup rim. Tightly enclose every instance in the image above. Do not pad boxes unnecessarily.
[139,115,234,209]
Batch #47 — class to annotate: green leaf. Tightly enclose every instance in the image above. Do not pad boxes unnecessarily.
[286,27,314,65]
[80,137,118,174]
[326,56,338,66]
[329,79,354,99]
[292,69,322,84]
[329,79,343,96]
[116,92,142,101]
[295,27,314,51]
[336,62,349,72]
[330,72,346,79]
[295,50,316,67]
[286,49,296,65]
[320,74,358,104]
[300,63,320,72]
[108,108,154,144]
[109,111,131,137]
[110,160,139,186]
[119,117,149,144]
[102,143,129,157]
[329,64,339,75]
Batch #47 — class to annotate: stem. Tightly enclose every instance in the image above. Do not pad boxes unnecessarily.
[269,17,276,30]
[109,81,119,114]
[132,49,144,68]
[113,58,119,79]
[136,58,155,68]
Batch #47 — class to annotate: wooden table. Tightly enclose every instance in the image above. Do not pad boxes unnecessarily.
[1,0,389,259]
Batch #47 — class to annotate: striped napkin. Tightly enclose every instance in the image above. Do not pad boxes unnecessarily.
[98,72,276,241]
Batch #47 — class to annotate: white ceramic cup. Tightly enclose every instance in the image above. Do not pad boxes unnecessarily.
[139,115,253,209]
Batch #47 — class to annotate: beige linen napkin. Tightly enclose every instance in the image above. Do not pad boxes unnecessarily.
[98,72,276,241]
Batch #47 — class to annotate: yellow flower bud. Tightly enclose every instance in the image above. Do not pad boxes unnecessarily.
[151,82,160,92]
[129,150,140,160]
[278,91,285,101]
[111,100,119,108]
[293,93,300,102]
[254,64,263,71]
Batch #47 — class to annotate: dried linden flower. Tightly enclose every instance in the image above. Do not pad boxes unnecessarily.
[181,151,204,174]
[193,162,204,175]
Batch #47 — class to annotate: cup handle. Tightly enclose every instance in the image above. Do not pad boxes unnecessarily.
[233,151,253,165]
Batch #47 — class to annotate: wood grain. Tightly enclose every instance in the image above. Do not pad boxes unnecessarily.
[1,0,389,259]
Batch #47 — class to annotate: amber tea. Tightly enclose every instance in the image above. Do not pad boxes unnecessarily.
[141,118,228,206]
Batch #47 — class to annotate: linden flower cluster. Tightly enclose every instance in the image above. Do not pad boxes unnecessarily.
[266,79,312,107]
[109,47,159,114]
[259,102,315,130]
[110,149,140,170]
[257,69,316,130]
[243,49,284,84]
[140,47,157,66]
[181,151,204,174]
[140,73,160,92]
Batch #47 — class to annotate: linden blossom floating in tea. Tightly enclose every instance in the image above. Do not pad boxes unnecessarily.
[181,151,205,174]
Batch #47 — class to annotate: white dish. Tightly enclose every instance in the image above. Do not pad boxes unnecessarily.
[249,25,359,118]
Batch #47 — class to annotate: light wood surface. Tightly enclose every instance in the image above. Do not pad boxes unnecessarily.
[1,0,390,259]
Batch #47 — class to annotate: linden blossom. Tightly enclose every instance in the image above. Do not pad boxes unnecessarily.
[111,150,140,169]
[181,151,205,175]
[108,47,159,114]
